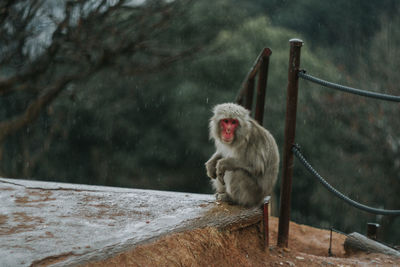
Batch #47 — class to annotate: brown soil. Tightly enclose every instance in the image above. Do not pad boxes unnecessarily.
[0,212,45,235]
[84,217,400,267]
[15,189,56,204]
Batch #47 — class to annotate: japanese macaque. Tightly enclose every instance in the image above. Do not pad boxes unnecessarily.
[205,103,279,207]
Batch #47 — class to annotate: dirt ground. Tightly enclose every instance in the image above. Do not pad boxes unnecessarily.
[85,216,400,267]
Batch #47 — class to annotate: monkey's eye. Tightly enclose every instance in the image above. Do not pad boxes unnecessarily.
[231,120,237,124]
[223,119,229,123]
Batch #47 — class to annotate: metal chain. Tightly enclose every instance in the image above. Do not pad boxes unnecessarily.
[298,71,400,102]
[292,144,400,216]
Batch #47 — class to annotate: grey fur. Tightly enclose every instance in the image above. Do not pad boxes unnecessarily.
[205,103,279,207]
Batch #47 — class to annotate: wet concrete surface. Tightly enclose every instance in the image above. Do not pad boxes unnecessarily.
[0,178,261,267]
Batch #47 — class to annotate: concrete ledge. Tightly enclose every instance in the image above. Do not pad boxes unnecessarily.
[0,178,262,267]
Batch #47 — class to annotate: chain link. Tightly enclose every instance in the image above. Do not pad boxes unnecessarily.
[298,71,400,102]
[292,144,400,216]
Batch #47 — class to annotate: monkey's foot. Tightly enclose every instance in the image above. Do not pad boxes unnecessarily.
[215,192,234,204]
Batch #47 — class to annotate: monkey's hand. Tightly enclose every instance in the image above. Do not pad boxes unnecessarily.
[205,159,218,179]
[216,158,235,185]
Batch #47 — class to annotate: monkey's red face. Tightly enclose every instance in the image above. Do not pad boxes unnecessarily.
[220,118,239,144]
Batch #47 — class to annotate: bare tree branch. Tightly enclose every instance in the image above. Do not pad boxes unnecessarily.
[0,75,77,142]
[0,0,199,144]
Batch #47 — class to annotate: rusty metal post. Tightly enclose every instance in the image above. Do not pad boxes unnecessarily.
[262,196,271,250]
[277,39,303,248]
[245,77,255,111]
[367,223,380,240]
[255,50,271,125]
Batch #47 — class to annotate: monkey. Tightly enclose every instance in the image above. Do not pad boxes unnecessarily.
[205,103,279,207]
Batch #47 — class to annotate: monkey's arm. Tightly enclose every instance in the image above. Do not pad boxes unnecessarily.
[205,152,223,179]
[216,157,256,179]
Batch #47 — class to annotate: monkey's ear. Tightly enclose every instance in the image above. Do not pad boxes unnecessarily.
[244,108,251,118]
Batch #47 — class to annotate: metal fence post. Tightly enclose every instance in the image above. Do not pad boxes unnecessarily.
[236,48,271,125]
[245,77,255,111]
[255,49,271,125]
[367,223,380,240]
[262,196,271,250]
[277,38,303,248]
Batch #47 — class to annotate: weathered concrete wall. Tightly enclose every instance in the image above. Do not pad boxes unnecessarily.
[3,178,395,267]
[0,178,261,267]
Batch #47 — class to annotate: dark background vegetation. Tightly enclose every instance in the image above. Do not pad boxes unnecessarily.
[1,0,400,244]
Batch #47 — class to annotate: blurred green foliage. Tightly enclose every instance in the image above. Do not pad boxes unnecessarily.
[1,0,400,244]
